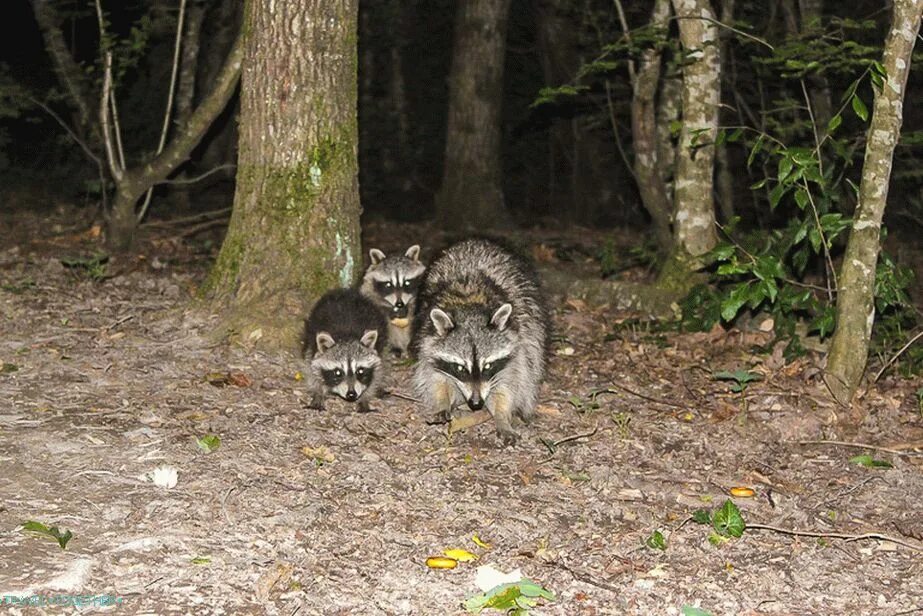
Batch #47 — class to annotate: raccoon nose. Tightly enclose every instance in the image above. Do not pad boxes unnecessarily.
[394,299,405,308]
[345,389,358,402]
[467,395,484,411]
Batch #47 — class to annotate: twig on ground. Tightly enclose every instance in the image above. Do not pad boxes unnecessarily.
[549,560,622,594]
[592,383,687,410]
[794,439,920,456]
[540,424,599,462]
[385,390,421,403]
[746,523,923,552]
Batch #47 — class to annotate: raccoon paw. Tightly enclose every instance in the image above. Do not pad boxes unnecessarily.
[497,428,520,447]
[306,395,326,411]
[357,401,378,414]
[426,409,452,425]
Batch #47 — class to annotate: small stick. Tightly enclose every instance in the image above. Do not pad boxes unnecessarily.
[746,523,923,552]
[385,390,421,403]
[794,439,918,457]
[540,424,599,461]
[549,560,622,594]
[448,410,491,434]
[874,329,923,382]
[592,384,687,410]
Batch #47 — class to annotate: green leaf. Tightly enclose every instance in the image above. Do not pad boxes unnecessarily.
[691,509,711,525]
[645,530,667,550]
[747,134,765,167]
[682,608,714,616]
[196,434,221,453]
[712,500,745,538]
[720,283,752,322]
[777,156,794,184]
[827,114,842,133]
[851,95,869,122]
[849,454,893,469]
[794,188,809,210]
[21,521,73,549]
[750,178,768,190]
[191,556,211,565]
[464,580,555,614]
[768,183,787,210]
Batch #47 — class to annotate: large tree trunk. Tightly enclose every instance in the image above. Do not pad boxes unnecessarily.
[630,0,674,252]
[658,0,720,289]
[824,0,922,409]
[106,30,244,251]
[435,0,514,230]
[203,0,362,350]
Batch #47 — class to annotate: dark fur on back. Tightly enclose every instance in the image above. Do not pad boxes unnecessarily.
[303,289,388,357]
[411,238,550,358]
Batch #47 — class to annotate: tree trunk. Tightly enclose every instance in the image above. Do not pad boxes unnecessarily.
[106,30,243,251]
[715,0,736,223]
[658,0,720,289]
[630,0,674,252]
[824,0,922,408]
[655,59,681,204]
[172,0,207,209]
[203,0,362,350]
[31,0,97,146]
[435,0,514,230]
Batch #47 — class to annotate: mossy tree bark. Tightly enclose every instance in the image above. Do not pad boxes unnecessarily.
[657,0,720,291]
[435,0,514,230]
[106,30,244,251]
[203,0,362,350]
[824,0,922,407]
[631,0,674,253]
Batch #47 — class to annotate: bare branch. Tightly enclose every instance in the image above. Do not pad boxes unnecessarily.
[139,0,189,223]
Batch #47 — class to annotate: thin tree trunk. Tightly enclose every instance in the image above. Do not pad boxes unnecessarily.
[106,30,243,251]
[655,59,681,202]
[435,0,514,230]
[715,0,735,223]
[172,0,206,209]
[658,0,720,288]
[631,0,673,252]
[824,0,922,408]
[31,0,97,145]
[204,0,362,350]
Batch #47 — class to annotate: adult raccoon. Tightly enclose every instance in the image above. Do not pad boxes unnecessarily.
[302,289,387,413]
[412,239,549,445]
[359,245,426,356]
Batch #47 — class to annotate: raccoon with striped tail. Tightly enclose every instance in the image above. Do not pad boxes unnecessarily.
[411,239,550,445]
[359,245,426,356]
[302,289,388,413]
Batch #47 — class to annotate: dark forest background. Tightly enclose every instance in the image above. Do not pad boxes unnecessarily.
[3,0,920,233]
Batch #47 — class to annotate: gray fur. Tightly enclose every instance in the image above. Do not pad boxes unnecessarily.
[412,239,549,445]
[359,245,426,356]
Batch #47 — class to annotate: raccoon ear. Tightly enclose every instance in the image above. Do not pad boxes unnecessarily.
[490,303,513,331]
[430,308,455,336]
[405,245,421,261]
[316,332,336,352]
[369,249,386,265]
[360,329,379,349]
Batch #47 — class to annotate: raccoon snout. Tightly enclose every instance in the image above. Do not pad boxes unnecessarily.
[345,389,359,402]
[467,392,484,411]
[391,302,409,318]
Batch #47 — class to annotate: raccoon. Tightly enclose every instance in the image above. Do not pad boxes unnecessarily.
[411,238,550,445]
[302,289,388,413]
[359,245,426,356]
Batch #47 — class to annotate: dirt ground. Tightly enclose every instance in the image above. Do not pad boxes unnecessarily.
[1,207,922,616]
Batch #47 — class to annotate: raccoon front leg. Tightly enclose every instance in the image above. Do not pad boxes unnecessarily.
[429,376,455,424]
[305,372,326,411]
[357,379,382,413]
[487,388,519,446]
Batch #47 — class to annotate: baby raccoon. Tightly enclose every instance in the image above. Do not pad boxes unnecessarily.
[412,238,550,445]
[359,245,426,356]
[302,289,388,413]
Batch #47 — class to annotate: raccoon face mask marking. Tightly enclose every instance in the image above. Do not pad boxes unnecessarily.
[365,246,425,320]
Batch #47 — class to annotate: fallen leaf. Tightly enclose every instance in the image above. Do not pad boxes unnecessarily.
[426,556,457,569]
[254,562,293,601]
[443,548,478,562]
[472,534,491,549]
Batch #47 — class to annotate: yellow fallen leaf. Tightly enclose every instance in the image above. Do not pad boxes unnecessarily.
[471,534,491,549]
[443,548,477,562]
[729,486,756,498]
[294,371,304,381]
[425,556,457,569]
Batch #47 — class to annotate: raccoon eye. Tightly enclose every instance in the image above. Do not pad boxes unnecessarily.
[334,369,343,377]
[356,367,366,376]
[455,364,466,374]
[384,281,393,289]
[403,280,411,289]
[484,362,492,372]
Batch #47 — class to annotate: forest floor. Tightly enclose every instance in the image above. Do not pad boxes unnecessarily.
[1,204,923,616]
